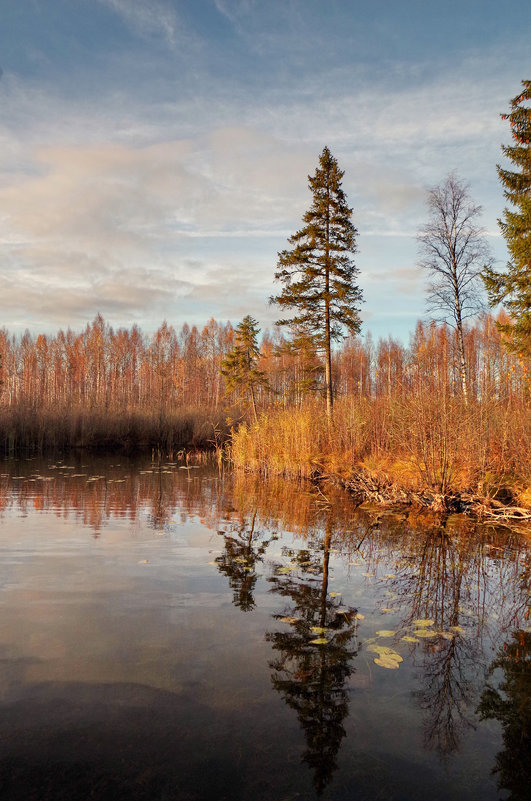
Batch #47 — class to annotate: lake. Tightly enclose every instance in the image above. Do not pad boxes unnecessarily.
[0,456,529,800]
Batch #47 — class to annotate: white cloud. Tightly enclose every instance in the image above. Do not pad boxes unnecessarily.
[96,0,180,46]
[0,129,311,331]
[0,29,521,338]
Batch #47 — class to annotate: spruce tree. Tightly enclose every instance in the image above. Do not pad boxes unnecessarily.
[271,146,363,418]
[483,79,531,356]
[220,315,267,421]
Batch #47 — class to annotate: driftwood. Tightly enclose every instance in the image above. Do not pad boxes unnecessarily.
[337,469,531,523]
[237,463,531,527]
[472,502,531,521]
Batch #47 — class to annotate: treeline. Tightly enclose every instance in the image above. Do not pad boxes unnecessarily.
[0,310,526,414]
[0,306,531,482]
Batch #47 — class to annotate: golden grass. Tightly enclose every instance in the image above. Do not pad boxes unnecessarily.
[230,396,531,496]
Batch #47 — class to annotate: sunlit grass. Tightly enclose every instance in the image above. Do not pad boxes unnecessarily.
[230,396,531,501]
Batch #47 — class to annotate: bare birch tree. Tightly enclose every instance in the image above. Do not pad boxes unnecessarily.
[417,173,493,404]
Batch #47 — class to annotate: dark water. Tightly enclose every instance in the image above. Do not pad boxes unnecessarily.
[0,456,529,801]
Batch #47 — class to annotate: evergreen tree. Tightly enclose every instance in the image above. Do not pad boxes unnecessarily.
[483,79,531,357]
[271,147,363,418]
[220,315,267,421]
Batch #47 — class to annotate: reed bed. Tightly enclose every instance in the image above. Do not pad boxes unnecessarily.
[0,404,232,457]
[230,397,531,503]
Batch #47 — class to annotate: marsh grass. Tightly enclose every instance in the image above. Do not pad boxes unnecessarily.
[0,404,232,457]
[230,397,531,500]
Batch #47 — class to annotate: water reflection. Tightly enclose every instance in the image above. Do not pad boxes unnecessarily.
[265,517,360,794]
[0,458,530,800]
[214,475,530,793]
[215,510,275,611]
[478,630,531,801]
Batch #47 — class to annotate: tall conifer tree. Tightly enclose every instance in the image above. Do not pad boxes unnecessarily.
[271,147,363,418]
[220,315,267,421]
[483,80,531,356]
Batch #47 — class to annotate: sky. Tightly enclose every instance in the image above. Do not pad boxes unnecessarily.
[0,0,530,344]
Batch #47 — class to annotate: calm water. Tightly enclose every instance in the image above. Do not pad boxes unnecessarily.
[0,456,529,801]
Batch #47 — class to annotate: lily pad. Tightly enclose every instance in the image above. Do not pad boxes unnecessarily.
[440,632,455,640]
[310,637,329,645]
[367,645,402,661]
[354,612,365,620]
[450,625,465,633]
[329,592,341,598]
[374,655,400,669]
[280,616,300,624]
[381,608,393,613]
[375,630,396,637]
[401,635,419,643]
[310,626,329,634]
[412,619,435,627]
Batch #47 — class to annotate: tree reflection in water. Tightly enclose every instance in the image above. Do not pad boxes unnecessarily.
[478,630,531,801]
[358,512,530,759]
[4,460,530,797]
[266,516,359,795]
[214,492,361,795]
[215,510,274,611]
[403,523,481,755]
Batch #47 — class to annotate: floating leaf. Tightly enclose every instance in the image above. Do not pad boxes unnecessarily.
[234,557,247,564]
[367,645,402,661]
[412,619,435,627]
[440,632,455,640]
[280,616,300,624]
[311,626,328,634]
[362,572,374,578]
[412,629,437,638]
[375,630,396,637]
[354,612,365,620]
[381,608,393,613]
[401,635,419,643]
[450,625,465,633]
[329,592,341,598]
[374,655,400,669]
[277,566,294,574]
[310,637,329,645]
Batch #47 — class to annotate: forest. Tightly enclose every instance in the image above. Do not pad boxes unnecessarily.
[0,308,529,511]
[0,80,529,514]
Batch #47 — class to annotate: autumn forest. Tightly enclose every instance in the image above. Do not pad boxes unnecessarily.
[1,80,530,514]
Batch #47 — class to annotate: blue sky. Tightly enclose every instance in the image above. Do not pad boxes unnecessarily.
[0,0,529,343]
